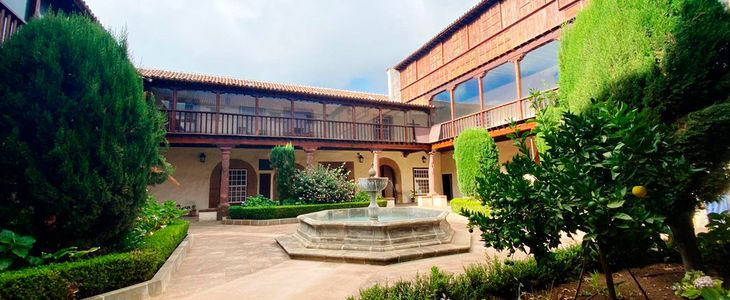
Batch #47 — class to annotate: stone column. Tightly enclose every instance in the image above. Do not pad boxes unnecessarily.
[304,147,317,168]
[372,150,381,177]
[218,146,232,220]
[428,150,437,196]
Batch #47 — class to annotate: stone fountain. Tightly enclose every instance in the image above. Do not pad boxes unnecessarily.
[358,165,388,221]
[275,161,471,264]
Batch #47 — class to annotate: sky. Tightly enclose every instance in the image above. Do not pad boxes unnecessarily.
[83,0,480,95]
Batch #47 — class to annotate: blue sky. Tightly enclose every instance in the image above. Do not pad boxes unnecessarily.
[84,0,479,94]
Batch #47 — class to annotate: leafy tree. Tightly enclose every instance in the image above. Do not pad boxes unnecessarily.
[270,143,296,200]
[545,0,730,270]
[0,14,169,251]
[453,128,498,197]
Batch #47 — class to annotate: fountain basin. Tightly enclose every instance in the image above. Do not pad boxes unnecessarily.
[276,207,472,264]
[294,207,452,251]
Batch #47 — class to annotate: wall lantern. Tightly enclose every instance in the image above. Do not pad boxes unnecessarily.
[356,153,364,163]
[421,156,427,164]
[198,152,207,163]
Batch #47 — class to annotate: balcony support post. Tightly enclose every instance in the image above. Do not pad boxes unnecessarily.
[372,150,382,177]
[477,72,486,127]
[218,146,232,220]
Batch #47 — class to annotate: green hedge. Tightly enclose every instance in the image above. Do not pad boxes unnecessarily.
[450,197,489,216]
[0,220,189,299]
[229,201,387,220]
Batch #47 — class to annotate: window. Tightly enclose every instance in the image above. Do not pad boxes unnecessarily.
[220,93,256,115]
[228,169,247,203]
[431,91,451,124]
[258,97,291,117]
[175,90,216,112]
[453,78,480,118]
[150,88,173,109]
[520,40,559,96]
[174,90,216,133]
[293,101,323,120]
[408,110,429,127]
[482,62,517,107]
[325,104,353,139]
[413,168,429,195]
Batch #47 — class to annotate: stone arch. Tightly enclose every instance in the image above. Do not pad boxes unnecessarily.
[209,159,258,208]
[378,157,402,203]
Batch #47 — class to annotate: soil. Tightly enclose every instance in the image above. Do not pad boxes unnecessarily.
[523,263,685,299]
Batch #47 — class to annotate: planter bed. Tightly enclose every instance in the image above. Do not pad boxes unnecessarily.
[228,200,387,220]
[0,220,189,299]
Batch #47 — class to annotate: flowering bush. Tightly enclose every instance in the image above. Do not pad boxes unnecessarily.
[292,164,356,204]
[672,271,730,299]
[122,195,187,250]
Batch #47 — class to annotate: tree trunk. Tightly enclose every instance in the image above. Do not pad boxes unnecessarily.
[597,243,618,300]
[667,209,704,271]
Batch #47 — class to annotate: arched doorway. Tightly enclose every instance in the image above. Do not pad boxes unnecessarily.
[209,159,258,208]
[378,158,401,203]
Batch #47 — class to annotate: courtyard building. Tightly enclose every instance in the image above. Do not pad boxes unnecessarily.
[143,0,588,215]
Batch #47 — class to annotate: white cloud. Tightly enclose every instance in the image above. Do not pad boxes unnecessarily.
[85,0,480,94]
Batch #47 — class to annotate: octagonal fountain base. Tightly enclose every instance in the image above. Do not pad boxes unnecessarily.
[275,207,471,265]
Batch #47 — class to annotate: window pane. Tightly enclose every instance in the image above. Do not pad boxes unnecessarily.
[483,62,517,107]
[431,91,451,124]
[413,168,429,195]
[408,111,429,127]
[149,87,173,109]
[382,110,404,125]
[259,97,291,117]
[520,40,559,96]
[220,93,256,115]
[355,107,379,124]
[293,101,323,120]
[326,104,352,122]
[453,78,480,118]
[176,90,216,112]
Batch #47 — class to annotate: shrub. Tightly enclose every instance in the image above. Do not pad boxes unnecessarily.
[0,220,188,299]
[449,198,489,216]
[0,14,170,251]
[242,195,277,207]
[292,164,356,204]
[122,196,186,250]
[550,0,730,271]
[353,191,370,203]
[229,201,386,220]
[271,143,296,199]
[349,245,583,300]
[453,128,498,197]
[697,212,730,276]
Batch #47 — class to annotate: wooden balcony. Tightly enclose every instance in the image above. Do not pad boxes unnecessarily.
[438,92,552,141]
[163,110,426,144]
[1,2,25,45]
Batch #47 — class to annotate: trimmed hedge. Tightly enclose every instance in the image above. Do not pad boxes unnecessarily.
[453,128,498,197]
[229,201,387,220]
[450,197,489,216]
[0,220,189,299]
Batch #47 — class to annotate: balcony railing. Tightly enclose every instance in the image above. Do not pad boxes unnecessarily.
[164,110,423,143]
[438,92,552,140]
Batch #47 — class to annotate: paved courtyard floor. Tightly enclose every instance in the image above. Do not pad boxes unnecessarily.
[155,211,531,300]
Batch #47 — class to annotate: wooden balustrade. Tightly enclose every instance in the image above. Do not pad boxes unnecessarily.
[438,93,552,140]
[164,110,420,143]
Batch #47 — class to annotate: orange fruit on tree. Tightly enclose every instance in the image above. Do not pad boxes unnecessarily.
[632,185,648,198]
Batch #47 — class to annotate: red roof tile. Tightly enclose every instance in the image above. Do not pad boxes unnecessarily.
[139,69,429,108]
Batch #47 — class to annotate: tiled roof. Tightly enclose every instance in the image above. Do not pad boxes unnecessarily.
[139,69,428,108]
[393,0,494,71]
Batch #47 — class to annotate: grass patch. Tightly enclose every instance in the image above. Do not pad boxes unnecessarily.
[450,197,489,216]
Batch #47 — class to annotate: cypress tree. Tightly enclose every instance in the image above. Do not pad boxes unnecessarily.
[0,14,169,251]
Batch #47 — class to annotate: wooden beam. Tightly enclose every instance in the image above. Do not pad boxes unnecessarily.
[165,135,430,151]
[431,122,537,151]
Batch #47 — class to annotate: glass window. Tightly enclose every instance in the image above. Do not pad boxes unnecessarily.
[325,104,352,122]
[355,107,379,124]
[259,97,291,118]
[453,78,480,118]
[408,111,429,127]
[175,90,216,112]
[382,110,404,125]
[229,169,247,203]
[431,91,451,124]
[520,40,559,96]
[413,168,429,195]
[293,101,323,120]
[220,93,256,115]
[149,87,173,109]
[483,62,517,107]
